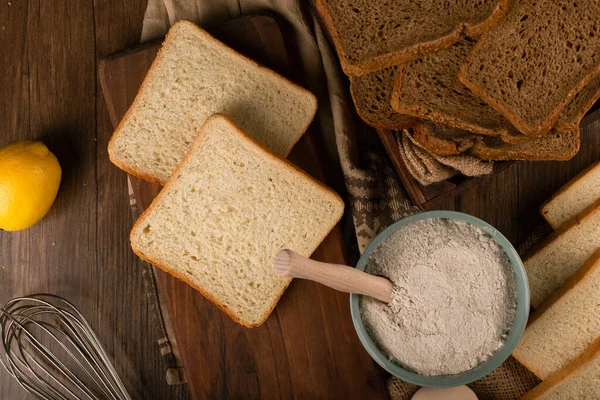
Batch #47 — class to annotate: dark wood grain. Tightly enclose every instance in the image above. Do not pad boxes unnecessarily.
[378,128,515,210]
[4,2,599,398]
[0,0,186,399]
[100,15,389,400]
[440,119,600,246]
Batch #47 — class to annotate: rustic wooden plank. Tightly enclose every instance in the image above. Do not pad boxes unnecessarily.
[0,0,33,395]
[0,1,98,398]
[511,125,599,243]
[457,164,521,244]
[0,0,184,398]
[452,124,600,247]
[92,1,188,399]
[100,15,388,399]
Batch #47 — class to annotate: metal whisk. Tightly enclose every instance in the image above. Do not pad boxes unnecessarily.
[0,294,131,400]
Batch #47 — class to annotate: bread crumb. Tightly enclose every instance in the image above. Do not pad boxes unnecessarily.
[7,2,11,5]
[52,242,56,246]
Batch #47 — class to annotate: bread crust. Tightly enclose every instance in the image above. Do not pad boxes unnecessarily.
[530,249,600,326]
[107,25,173,185]
[520,335,600,399]
[391,64,533,147]
[348,68,421,129]
[130,114,344,328]
[391,66,502,137]
[540,161,600,229]
[513,249,600,379]
[349,77,420,129]
[410,124,473,156]
[462,67,597,137]
[108,20,317,185]
[511,352,546,380]
[556,75,600,131]
[469,126,580,161]
[353,106,419,130]
[523,198,600,309]
[458,10,600,138]
[314,0,508,76]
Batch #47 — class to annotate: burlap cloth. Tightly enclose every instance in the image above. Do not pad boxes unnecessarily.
[138,0,542,397]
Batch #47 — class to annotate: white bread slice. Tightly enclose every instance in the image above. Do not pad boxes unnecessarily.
[513,249,600,379]
[130,115,344,327]
[108,20,317,184]
[541,161,600,229]
[524,198,600,308]
[521,336,600,399]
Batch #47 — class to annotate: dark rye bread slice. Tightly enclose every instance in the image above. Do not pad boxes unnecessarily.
[471,76,600,161]
[350,66,420,129]
[556,73,600,130]
[459,0,600,137]
[411,123,475,156]
[392,37,529,143]
[470,128,581,161]
[315,0,508,76]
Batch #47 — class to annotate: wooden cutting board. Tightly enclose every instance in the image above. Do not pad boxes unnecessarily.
[99,15,388,399]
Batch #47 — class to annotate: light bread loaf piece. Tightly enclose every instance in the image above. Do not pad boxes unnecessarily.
[524,198,600,308]
[108,20,317,184]
[416,76,600,160]
[315,0,507,75]
[513,249,600,379]
[521,336,600,399]
[542,161,600,229]
[130,115,344,327]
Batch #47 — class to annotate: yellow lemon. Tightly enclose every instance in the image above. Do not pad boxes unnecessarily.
[0,141,61,231]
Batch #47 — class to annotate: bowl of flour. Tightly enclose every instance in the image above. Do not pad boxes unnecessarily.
[350,211,529,387]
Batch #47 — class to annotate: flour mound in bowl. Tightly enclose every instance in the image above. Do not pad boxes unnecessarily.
[360,218,517,376]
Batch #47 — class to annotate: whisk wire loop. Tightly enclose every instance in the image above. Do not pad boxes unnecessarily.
[0,294,132,400]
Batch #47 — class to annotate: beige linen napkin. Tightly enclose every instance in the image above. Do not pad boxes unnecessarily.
[397,130,494,186]
[140,0,539,397]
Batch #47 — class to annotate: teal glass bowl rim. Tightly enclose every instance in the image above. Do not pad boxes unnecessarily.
[350,210,530,388]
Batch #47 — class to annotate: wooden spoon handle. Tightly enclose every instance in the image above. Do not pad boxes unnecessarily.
[273,249,393,303]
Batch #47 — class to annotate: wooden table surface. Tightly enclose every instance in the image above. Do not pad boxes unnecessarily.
[0,1,185,398]
[2,1,600,399]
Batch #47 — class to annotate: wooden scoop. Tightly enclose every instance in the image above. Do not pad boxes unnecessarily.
[273,249,394,303]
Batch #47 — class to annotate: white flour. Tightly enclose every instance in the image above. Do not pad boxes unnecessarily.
[360,218,516,376]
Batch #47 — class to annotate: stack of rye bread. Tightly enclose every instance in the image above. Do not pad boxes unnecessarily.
[316,0,600,185]
[514,162,600,399]
[108,21,344,327]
